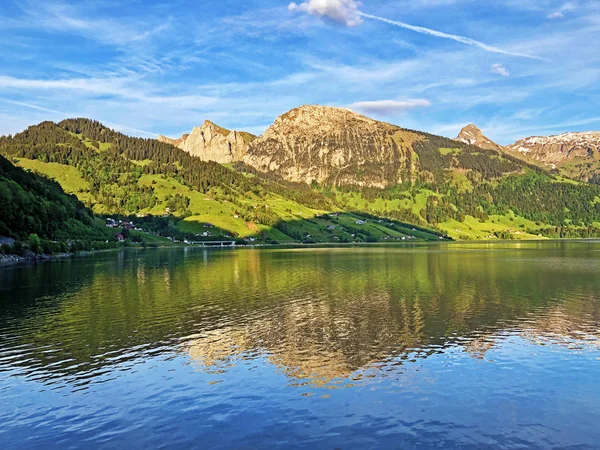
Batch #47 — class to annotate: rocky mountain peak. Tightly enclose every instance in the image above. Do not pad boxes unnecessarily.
[455,124,503,151]
[243,105,422,188]
[158,121,256,164]
[275,105,377,130]
[201,120,231,137]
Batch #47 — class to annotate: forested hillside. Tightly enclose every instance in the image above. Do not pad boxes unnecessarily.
[241,106,600,240]
[0,153,115,257]
[0,119,445,243]
[2,113,600,242]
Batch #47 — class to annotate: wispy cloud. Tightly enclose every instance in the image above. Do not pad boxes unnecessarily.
[358,12,549,61]
[11,1,170,47]
[349,99,431,115]
[547,11,565,19]
[0,98,157,136]
[2,99,70,116]
[287,0,548,60]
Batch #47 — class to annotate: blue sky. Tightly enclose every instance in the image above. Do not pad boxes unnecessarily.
[0,0,598,144]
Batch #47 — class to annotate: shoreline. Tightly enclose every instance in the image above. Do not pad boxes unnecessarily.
[3,238,599,268]
[0,247,130,268]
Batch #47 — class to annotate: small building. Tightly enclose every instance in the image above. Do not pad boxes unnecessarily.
[115,233,125,242]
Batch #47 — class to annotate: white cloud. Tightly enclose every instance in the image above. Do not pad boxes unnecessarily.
[289,0,362,27]
[349,99,431,115]
[491,63,510,76]
[547,11,565,19]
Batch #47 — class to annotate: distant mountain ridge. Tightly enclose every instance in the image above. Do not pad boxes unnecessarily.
[158,113,600,185]
[241,105,531,188]
[3,110,600,242]
[506,132,600,183]
[453,124,600,184]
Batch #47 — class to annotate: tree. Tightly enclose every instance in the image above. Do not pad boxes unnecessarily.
[28,233,41,254]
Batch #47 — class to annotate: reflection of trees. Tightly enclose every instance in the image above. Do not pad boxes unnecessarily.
[2,246,599,386]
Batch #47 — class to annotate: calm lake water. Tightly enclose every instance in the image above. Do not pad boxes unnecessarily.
[1,243,600,449]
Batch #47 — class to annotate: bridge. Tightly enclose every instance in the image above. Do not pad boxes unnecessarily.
[189,241,237,247]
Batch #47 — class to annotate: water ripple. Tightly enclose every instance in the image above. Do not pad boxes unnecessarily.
[1,245,600,448]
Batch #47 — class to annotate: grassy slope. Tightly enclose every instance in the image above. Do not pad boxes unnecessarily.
[12,157,446,242]
[14,156,554,241]
[15,158,95,205]
[332,184,557,240]
[439,215,542,240]
[15,122,598,242]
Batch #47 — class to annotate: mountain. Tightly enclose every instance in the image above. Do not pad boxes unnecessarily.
[0,118,445,244]
[244,105,422,188]
[158,121,256,164]
[455,124,504,152]
[242,105,600,239]
[506,132,600,183]
[243,105,530,189]
[452,125,600,184]
[3,112,600,242]
[0,152,109,244]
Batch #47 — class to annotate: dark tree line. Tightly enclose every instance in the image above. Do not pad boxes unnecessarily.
[0,153,109,242]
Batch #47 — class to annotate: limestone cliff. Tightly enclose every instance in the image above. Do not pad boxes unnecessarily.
[158,121,255,163]
[157,134,189,147]
[243,105,422,188]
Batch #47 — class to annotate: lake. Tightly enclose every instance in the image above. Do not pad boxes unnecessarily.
[1,243,600,449]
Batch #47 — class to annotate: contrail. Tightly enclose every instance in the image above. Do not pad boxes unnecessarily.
[358,12,549,61]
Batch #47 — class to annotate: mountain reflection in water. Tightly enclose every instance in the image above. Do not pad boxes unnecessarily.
[1,243,599,449]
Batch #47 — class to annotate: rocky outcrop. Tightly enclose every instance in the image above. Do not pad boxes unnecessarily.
[455,124,503,152]
[157,134,189,147]
[158,121,256,164]
[243,105,422,188]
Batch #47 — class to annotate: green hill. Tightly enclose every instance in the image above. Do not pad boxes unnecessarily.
[0,152,115,256]
[242,106,600,240]
[0,119,444,243]
[2,114,600,242]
